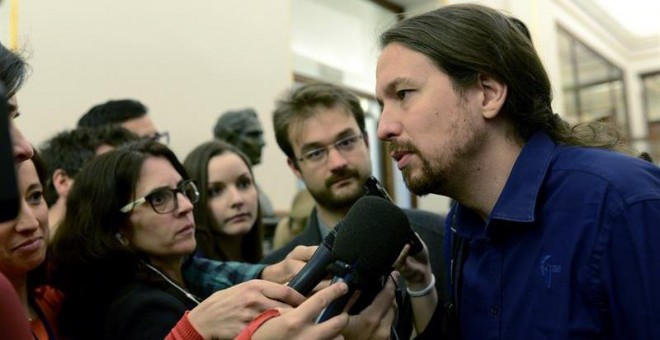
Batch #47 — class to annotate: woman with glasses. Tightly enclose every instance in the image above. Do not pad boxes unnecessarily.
[183,140,264,263]
[49,139,350,339]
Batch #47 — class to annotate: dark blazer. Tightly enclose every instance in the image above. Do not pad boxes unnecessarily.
[263,207,448,301]
[102,281,198,340]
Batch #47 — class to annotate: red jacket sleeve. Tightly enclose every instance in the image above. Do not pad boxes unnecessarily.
[165,311,204,340]
[234,309,281,340]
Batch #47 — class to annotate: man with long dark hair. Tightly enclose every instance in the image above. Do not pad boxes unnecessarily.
[376,4,660,338]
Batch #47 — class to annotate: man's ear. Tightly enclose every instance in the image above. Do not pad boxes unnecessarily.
[52,169,74,198]
[287,158,303,179]
[478,74,507,120]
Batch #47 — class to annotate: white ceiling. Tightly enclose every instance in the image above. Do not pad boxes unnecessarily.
[386,0,659,41]
[589,0,660,38]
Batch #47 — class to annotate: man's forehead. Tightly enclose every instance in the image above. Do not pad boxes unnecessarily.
[121,115,157,137]
[289,108,357,147]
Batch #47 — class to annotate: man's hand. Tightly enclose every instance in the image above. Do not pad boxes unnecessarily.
[394,235,432,290]
[342,273,398,340]
[394,237,438,333]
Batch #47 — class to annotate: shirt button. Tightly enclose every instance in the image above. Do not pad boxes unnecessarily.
[490,306,500,316]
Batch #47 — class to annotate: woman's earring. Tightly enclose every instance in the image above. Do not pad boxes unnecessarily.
[115,233,129,246]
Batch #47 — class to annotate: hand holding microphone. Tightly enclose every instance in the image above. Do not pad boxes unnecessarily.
[394,233,433,290]
[394,234,438,334]
[287,223,340,296]
[261,245,317,285]
[341,274,398,340]
[287,176,423,298]
[316,195,412,322]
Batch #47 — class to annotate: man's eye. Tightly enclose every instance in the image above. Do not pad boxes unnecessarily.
[397,89,412,100]
[305,149,325,160]
[337,137,356,148]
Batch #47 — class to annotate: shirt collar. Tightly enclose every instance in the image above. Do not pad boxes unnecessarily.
[489,131,556,223]
[314,208,332,239]
[451,132,556,238]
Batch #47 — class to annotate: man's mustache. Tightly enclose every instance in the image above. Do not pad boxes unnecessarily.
[388,140,419,155]
[325,169,360,187]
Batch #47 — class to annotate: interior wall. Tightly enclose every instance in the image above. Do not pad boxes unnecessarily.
[5,0,298,212]
[3,0,657,216]
[292,0,397,94]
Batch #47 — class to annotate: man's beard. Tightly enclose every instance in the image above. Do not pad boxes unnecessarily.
[391,130,482,197]
[401,153,446,196]
[309,169,364,211]
[391,141,444,196]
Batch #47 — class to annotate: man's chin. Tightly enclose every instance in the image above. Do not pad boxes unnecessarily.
[329,186,363,207]
[402,170,433,196]
[331,177,361,192]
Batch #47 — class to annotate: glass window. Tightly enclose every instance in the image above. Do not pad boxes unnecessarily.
[642,72,660,163]
[642,72,660,122]
[557,27,628,135]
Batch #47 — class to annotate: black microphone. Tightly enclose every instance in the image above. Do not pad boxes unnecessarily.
[0,83,20,223]
[287,223,341,296]
[363,176,424,255]
[316,196,410,322]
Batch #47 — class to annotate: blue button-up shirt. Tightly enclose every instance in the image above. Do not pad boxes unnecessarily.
[446,132,660,339]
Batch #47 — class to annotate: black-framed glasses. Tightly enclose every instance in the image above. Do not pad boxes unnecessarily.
[151,131,170,145]
[120,179,199,214]
[296,134,364,164]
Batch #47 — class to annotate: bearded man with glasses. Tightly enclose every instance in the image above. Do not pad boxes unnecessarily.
[263,82,449,338]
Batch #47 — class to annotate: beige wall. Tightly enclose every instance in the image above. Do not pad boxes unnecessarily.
[7,0,299,212]
[3,0,657,215]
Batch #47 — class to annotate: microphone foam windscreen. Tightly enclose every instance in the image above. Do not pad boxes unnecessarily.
[332,196,410,279]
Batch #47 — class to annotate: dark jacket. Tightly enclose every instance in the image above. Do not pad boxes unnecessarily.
[102,279,198,340]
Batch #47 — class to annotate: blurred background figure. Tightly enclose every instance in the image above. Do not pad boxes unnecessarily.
[77,98,169,144]
[271,188,314,251]
[184,140,264,263]
[39,126,139,236]
[213,108,278,248]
